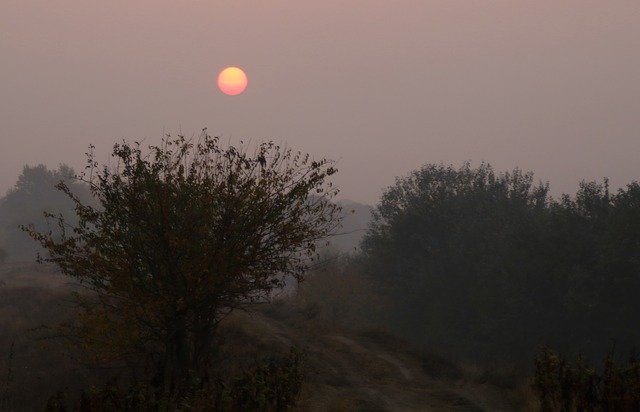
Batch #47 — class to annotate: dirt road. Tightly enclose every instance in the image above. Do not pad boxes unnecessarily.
[242,310,518,411]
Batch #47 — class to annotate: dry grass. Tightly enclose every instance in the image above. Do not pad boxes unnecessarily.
[0,263,100,410]
[0,263,527,411]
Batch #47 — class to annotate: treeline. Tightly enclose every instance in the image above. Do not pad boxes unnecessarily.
[2,160,639,373]
[0,164,90,262]
[0,165,369,262]
[358,163,640,367]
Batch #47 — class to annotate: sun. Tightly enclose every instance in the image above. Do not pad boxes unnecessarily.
[217,66,248,96]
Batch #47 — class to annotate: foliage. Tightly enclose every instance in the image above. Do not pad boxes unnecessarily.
[534,348,640,411]
[226,347,304,411]
[25,131,340,400]
[42,347,304,411]
[362,162,640,365]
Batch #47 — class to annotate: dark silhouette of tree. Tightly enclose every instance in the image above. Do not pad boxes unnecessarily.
[362,162,640,366]
[25,132,341,399]
[362,163,551,363]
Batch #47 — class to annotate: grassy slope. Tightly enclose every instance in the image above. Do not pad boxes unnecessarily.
[0,263,528,411]
[233,303,524,411]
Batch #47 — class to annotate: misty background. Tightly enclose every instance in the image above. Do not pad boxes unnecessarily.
[2,0,639,204]
[2,2,640,409]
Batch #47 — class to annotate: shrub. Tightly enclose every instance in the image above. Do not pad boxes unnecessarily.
[42,347,304,411]
[534,348,640,411]
[25,133,339,399]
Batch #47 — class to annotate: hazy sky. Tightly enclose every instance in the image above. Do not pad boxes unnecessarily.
[2,1,639,203]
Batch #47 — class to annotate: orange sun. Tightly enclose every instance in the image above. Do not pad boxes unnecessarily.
[217,66,248,96]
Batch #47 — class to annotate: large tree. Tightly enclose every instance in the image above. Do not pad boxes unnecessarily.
[362,162,640,366]
[26,131,341,397]
[362,163,554,363]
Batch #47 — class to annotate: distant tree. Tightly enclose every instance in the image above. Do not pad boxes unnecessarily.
[0,164,88,261]
[25,132,341,399]
[329,200,373,253]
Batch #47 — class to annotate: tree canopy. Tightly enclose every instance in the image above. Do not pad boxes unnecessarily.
[26,132,341,397]
[363,162,640,365]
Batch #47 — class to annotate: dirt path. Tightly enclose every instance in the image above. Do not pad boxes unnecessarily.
[330,335,414,381]
[247,311,517,411]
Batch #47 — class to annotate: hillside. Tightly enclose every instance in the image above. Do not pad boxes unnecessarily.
[0,263,525,411]
[327,200,373,254]
[228,306,523,411]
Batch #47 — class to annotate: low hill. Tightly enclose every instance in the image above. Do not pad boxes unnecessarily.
[327,200,373,254]
[0,263,527,411]
[228,305,523,411]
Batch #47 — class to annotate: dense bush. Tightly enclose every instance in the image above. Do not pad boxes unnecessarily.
[534,348,640,411]
[363,162,640,366]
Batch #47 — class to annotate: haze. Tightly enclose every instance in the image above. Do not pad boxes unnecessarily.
[2,0,639,203]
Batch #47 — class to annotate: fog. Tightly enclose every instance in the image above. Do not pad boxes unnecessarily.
[2,1,639,203]
[3,3,640,409]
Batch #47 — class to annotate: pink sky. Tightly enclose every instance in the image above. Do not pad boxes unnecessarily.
[1,1,639,203]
